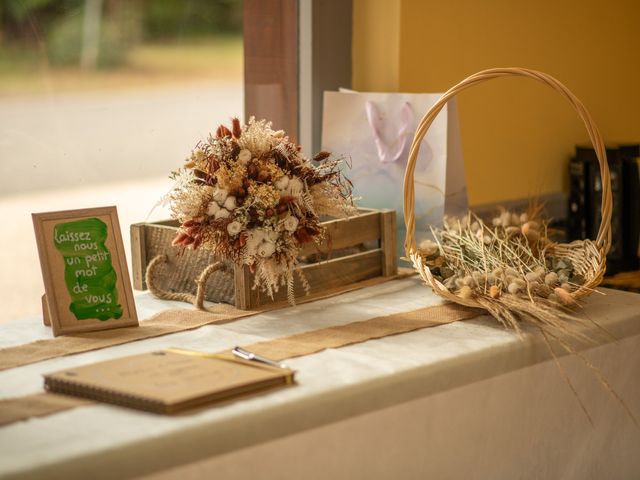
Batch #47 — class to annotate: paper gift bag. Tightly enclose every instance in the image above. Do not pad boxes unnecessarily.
[322,90,468,257]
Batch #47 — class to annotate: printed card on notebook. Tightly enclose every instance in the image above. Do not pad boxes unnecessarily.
[43,349,295,414]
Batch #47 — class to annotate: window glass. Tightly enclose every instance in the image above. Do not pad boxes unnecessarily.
[0,0,243,321]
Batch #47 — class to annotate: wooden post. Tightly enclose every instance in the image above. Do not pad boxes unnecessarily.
[234,264,255,310]
[243,0,299,140]
[130,223,147,291]
[42,294,51,327]
[380,209,398,277]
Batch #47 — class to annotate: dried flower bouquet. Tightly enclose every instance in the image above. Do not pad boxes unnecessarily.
[167,117,356,302]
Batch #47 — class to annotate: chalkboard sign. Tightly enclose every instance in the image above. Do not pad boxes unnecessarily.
[33,206,138,336]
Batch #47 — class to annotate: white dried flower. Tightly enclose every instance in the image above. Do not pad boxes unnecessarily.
[246,229,266,255]
[206,201,220,216]
[275,175,290,191]
[264,229,278,243]
[257,241,276,258]
[507,282,521,294]
[419,239,439,256]
[215,208,230,219]
[238,149,252,165]
[544,271,559,286]
[227,221,242,236]
[213,187,228,204]
[273,130,285,138]
[458,285,473,299]
[283,215,299,232]
[223,195,237,211]
[519,213,529,223]
[525,271,540,283]
[286,177,304,197]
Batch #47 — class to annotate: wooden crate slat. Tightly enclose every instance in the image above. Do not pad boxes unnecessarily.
[299,210,381,257]
[247,249,383,308]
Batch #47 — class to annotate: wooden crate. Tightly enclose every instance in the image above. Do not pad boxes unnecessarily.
[130,208,397,310]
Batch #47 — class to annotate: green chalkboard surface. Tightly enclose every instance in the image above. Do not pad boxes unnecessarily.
[53,217,123,321]
[33,206,138,336]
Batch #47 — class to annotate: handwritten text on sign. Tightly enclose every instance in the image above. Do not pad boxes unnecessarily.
[53,218,123,321]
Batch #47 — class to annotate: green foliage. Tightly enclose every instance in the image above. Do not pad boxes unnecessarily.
[1,0,242,69]
[3,0,58,22]
[46,13,130,67]
[143,0,242,40]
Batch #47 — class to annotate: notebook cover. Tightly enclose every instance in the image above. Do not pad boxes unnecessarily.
[43,349,295,414]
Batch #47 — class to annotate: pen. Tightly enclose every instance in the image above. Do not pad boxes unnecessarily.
[232,346,289,370]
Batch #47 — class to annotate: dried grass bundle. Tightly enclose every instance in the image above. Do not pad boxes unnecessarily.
[419,207,599,341]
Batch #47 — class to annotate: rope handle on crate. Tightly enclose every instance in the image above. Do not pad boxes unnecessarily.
[145,254,225,311]
[402,67,612,257]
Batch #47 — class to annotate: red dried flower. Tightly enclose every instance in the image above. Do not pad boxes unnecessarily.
[231,117,242,139]
[216,125,232,138]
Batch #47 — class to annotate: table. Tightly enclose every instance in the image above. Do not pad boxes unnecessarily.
[1,277,639,479]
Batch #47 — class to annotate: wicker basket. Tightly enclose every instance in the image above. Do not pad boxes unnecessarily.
[403,67,611,309]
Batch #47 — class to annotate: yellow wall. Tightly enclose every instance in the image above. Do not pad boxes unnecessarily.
[353,0,640,206]
[352,0,400,92]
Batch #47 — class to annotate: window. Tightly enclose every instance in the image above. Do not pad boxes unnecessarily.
[0,0,243,321]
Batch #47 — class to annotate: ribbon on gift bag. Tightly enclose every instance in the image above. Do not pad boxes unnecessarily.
[322,89,468,257]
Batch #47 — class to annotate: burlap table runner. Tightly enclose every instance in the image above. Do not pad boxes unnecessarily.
[0,302,478,426]
[0,274,412,373]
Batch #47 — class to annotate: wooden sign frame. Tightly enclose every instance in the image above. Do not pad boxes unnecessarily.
[33,206,138,336]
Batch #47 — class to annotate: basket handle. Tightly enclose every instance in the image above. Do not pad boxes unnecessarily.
[403,67,612,257]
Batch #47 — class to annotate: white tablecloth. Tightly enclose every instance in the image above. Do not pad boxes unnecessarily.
[1,277,639,480]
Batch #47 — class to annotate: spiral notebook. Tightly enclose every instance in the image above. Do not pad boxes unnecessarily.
[43,349,295,414]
